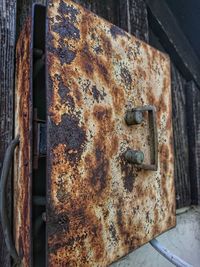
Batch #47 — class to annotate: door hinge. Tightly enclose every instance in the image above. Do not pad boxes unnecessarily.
[33,108,46,169]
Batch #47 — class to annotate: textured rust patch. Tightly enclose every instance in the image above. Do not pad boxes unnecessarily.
[48,211,70,236]
[88,148,109,194]
[160,144,170,174]
[111,86,125,114]
[120,67,132,89]
[93,105,112,122]
[110,25,126,39]
[50,114,86,165]
[91,85,106,103]
[55,46,76,64]
[100,34,112,55]
[52,2,80,39]
[46,0,175,266]
[80,44,94,76]
[120,153,138,192]
[109,223,118,243]
[58,0,79,23]
[58,79,75,107]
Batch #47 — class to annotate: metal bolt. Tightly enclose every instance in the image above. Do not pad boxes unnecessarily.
[42,212,47,222]
[125,149,144,165]
[125,110,143,125]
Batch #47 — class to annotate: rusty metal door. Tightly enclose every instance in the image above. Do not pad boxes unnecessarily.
[46,0,175,266]
[1,0,175,266]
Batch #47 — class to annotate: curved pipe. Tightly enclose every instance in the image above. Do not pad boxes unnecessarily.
[150,239,193,267]
[0,136,21,264]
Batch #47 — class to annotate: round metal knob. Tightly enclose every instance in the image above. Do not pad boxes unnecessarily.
[125,149,144,165]
[125,110,143,125]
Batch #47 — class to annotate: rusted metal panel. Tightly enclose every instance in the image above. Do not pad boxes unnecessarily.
[14,13,33,267]
[46,0,175,266]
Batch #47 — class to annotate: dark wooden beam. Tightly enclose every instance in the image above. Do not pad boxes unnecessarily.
[171,64,191,208]
[74,0,119,25]
[118,0,149,42]
[186,81,200,205]
[146,0,200,89]
[0,0,16,266]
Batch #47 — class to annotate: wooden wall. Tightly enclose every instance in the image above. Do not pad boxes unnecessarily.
[0,0,200,265]
[171,64,190,207]
[0,1,16,265]
[186,81,200,204]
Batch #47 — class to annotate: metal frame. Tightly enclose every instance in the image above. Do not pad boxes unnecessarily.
[131,105,158,170]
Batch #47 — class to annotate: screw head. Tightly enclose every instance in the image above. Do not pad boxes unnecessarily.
[125,110,143,125]
[125,149,144,165]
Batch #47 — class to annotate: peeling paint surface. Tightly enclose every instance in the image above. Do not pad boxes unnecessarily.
[46,0,176,266]
[14,16,32,267]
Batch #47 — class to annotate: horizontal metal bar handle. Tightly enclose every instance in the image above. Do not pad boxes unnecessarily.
[125,105,158,170]
[0,136,21,264]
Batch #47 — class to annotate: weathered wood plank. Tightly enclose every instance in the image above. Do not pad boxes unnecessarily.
[74,0,118,24]
[0,0,16,266]
[118,0,149,42]
[186,81,200,205]
[171,64,191,208]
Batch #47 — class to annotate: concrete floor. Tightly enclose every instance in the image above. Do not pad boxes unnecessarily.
[111,206,200,267]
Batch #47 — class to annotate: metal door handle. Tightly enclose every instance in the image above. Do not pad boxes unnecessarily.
[0,136,21,264]
[125,105,158,170]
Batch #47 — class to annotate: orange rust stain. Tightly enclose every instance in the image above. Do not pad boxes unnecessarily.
[159,93,167,112]
[138,66,147,80]
[111,86,125,114]
[160,143,170,174]
[93,104,114,133]
[166,113,172,131]
[108,134,119,157]
[146,86,156,104]
[100,32,113,56]
[154,208,159,224]
[163,76,170,93]
[77,44,95,78]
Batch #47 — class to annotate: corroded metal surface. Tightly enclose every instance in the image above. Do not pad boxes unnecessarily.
[14,15,33,267]
[46,0,175,266]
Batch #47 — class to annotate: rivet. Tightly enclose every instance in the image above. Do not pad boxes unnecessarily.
[125,110,143,125]
[125,149,144,165]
